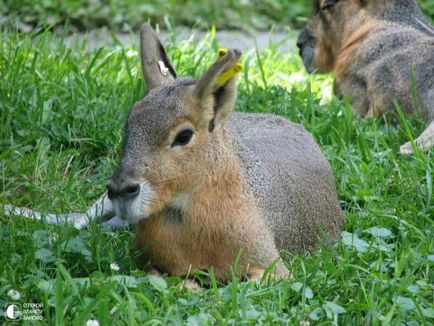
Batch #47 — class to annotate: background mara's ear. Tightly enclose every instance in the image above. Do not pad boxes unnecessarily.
[140,23,177,90]
[193,49,241,132]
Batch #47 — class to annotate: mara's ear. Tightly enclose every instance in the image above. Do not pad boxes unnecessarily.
[140,23,177,90]
[193,49,241,132]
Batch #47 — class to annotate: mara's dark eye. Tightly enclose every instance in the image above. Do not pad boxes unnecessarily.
[321,0,338,10]
[172,129,194,147]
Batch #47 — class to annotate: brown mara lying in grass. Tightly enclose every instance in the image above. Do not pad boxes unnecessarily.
[4,24,344,284]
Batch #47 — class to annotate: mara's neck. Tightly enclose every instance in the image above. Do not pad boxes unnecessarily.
[342,19,376,50]
[335,19,377,79]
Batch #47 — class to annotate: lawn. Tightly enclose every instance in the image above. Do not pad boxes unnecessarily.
[2,0,434,31]
[1,26,433,325]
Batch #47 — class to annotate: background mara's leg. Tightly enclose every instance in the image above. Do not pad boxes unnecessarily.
[400,120,434,154]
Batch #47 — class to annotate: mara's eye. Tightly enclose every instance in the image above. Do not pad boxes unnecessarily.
[172,129,194,147]
[321,0,338,10]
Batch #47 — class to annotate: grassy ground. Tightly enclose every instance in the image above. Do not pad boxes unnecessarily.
[0,28,433,324]
[2,0,434,32]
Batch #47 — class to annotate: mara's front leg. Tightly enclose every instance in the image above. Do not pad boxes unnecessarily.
[400,120,434,154]
[248,260,290,283]
[3,193,124,229]
[334,77,371,118]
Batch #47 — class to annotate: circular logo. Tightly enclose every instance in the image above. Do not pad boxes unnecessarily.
[6,304,22,320]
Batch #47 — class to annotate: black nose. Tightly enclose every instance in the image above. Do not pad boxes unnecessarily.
[296,39,304,51]
[107,181,140,200]
[297,29,309,51]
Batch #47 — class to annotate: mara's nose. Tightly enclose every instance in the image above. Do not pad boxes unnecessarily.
[107,180,140,200]
[296,30,308,51]
[296,38,304,51]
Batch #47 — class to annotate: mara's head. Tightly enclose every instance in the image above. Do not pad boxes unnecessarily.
[107,24,242,223]
[297,0,383,73]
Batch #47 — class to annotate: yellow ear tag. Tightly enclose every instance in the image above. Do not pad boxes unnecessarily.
[216,48,242,86]
[217,48,228,58]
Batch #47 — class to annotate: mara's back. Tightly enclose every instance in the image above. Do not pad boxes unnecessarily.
[355,24,434,120]
[228,112,344,253]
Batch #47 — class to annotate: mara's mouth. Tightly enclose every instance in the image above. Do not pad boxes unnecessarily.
[110,181,154,223]
[108,179,192,222]
[112,198,149,223]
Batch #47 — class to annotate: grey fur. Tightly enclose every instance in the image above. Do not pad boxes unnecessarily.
[228,113,343,251]
[371,0,434,34]
[338,23,434,119]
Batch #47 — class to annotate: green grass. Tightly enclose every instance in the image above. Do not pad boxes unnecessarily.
[2,0,434,32]
[0,29,433,324]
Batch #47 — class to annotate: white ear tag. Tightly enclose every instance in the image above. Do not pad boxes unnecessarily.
[158,60,169,76]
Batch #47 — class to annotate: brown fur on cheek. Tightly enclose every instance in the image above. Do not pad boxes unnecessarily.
[145,138,209,216]
[314,40,335,73]
[311,12,337,73]
[146,182,174,215]
[145,169,197,216]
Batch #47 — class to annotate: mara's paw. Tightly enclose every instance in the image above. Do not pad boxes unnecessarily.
[400,141,415,155]
[272,267,293,282]
[400,122,434,155]
[176,279,204,292]
[248,265,292,283]
[248,267,265,283]
[400,136,434,155]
